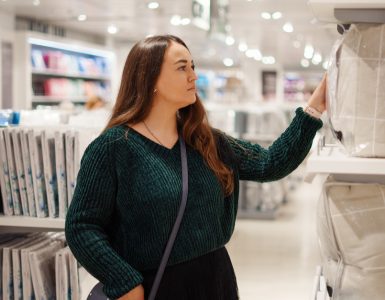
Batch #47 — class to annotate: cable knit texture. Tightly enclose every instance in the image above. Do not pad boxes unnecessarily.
[65,107,322,298]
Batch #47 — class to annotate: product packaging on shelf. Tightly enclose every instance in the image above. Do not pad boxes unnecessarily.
[327,23,385,158]
[317,178,385,300]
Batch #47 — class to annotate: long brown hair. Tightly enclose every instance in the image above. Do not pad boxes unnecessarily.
[104,35,234,196]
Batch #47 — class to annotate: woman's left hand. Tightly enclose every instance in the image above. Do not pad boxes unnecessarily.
[307,73,327,113]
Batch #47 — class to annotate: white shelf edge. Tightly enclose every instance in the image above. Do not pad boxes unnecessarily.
[306,147,385,176]
[32,69,111,81]
[32,96,87,103]
[0,215,65,230]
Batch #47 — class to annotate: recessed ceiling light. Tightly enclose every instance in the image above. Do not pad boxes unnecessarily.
[223,58,234,67]
[147,2,159,9]
[181,18,191,26]
[262,56,275,64]
[272,12,282,20]
[304,44,314,59]
[283,22,294,33]
[323,60,330,70]
[77,14,87,21]
[238,43,248,52]
[312,52,322,65]
[33,0,40,6]
[225,36,235,46]
[170,15,181,26]
[301,59,310,68]
[246,49,262,60]
[107,25,118,34]
[261,12,271,20]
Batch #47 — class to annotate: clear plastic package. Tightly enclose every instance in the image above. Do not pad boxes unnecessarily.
[327,23,385,157]
[317,178,385,299]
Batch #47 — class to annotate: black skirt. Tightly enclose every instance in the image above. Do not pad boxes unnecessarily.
[141,247,239,300]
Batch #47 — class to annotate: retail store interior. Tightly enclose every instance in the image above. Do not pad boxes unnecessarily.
[1,0,385,300]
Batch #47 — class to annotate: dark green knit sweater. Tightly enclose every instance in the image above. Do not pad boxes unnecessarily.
[65,107,322,298]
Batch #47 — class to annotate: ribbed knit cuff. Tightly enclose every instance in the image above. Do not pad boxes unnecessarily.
[295,107,323,131]
[103,270,144,299]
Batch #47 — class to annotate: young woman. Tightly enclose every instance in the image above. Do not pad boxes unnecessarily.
[65,35,326,300]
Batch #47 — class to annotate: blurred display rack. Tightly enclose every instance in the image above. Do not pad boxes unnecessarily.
[13,31,116,109]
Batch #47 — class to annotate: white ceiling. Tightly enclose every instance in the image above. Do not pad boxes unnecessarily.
[0,0,340,70]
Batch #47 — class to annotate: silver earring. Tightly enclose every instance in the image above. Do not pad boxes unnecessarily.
[154,88,157,93]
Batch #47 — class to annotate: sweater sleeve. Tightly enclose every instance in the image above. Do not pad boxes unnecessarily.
[65,133,143,299]
[225,107,323,182]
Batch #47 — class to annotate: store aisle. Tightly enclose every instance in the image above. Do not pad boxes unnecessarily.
[227,172,323,300]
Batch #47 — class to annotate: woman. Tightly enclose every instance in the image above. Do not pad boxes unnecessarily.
[65,35,326,300]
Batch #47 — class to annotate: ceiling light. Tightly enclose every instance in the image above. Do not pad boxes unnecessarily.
[223,58,234,67]
[261,12,271,20]
[33,0,40,5]
[107,25,118,34]
[262,56,275,64]
[312,52,322,65]
[225,36,235,46]
[147,2,159,9]
[181,18,191,25]
[283,22,294,33]
[272,12,282,19]
[77,14,87,21]
[170,15,181,26]
[301,59,310,68]
[323,60,330,70]
[246,49,262,60]
[304,44,314,59]
[238,43,248,52]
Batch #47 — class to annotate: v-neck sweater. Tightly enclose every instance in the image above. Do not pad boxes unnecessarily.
[65,107,323,299]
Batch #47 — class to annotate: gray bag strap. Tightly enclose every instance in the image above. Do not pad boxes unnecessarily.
[148,133,189,300]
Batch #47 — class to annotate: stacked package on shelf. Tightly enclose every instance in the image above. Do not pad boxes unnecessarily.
[0,232,93,300]
[328,23,385,158]
[241,108,290,216]
[316,23,385,299]
[0,126,99,219]
[317,179,385,300]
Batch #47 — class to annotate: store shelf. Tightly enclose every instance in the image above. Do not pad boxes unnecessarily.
[32,96,87,103]
[306,145,385,184]
[0,215,65,231]
[307,146,385,175]
[32,69,110,81]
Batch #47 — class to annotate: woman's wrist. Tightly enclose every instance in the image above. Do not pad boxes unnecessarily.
[303,105,323,119]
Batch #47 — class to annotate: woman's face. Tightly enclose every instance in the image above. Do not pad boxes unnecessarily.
[154,41,198,109]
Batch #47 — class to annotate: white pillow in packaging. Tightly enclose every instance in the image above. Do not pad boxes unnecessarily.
[328,24,385,157]
[318,180,385,299]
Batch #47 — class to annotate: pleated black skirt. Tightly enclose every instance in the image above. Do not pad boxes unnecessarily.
[141,247,239,300]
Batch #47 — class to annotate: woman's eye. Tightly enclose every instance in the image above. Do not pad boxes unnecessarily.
[191,65,195,70]
[178,66,186,71]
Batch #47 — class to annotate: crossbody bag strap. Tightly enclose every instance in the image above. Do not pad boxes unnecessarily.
[148,134,189,300]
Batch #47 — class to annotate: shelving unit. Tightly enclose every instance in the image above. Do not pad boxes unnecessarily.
[306,144,385,183]
[13,32,116,109]
[0,215,64,232]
